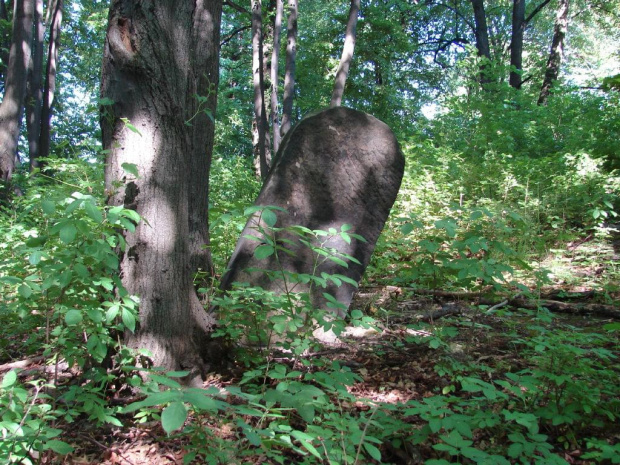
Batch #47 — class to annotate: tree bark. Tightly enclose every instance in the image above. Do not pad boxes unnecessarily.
[251,0,269,179]
[0,0,10,89]
[280,0,296,137]
[270,0,282,154]
[330,0,360,108]
[469,0,492,86]
[0,0,34,182]
[101,0,222,375]
[509,0,525,89]
[538,0,569,105]
[38,0,62,162]
[26,0,44,170]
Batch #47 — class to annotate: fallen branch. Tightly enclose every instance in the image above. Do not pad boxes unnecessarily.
[482,297,620,319]
[0,356,45,373]
[415,303,464,322]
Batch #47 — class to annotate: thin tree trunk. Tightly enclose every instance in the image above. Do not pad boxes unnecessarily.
[270,0,282,154]
[39,0,62,162]
[0,0,34,182]
[26,0,43,170]
[101,0,222,375]
[0,0,10,89]
[280,0,296,137]
[509,0,525,89]
[330,0,360,108]
[538,0,569,105]
[469,0,492,86]
[251,0,269,179]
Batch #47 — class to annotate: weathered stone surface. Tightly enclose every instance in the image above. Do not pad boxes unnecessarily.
[220,107,405,315]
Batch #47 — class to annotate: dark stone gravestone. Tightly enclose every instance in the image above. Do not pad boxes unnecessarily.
[220,107,405,316]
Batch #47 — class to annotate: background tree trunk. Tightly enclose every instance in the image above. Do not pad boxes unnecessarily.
[26,0,44,170]
[509,0,525,89]
[270,0,282,154]
[330,0,360,108]
[38,0,62,162]
[469,0,492,86]
[0,0,10,90]
[251,0,269,179]
[280,0,296,137]
[101,0,222,375]
[538,0,569,105]
[0,0,34,181]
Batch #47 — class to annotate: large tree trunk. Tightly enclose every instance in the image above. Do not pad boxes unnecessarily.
[270,0,282,154]
[101,0,222,375]
[38,0,62,162]
[469,0,492,86]
[509,0,525,89]
[330,0,360,108]
[26,0,44,170]
[0,0,34,182]
[280,0,296,137]
[251,0,269,179]
[538,0,569,105]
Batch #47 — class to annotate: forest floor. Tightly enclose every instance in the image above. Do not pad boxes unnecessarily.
[3,231,619,465]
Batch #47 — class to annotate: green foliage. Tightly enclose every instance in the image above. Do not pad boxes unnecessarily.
[0,159,143,460]
[0,371,73,464]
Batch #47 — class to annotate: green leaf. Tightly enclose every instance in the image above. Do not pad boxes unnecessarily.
[42,440,74,454]
[120,118,143,136]
[106,304,120,323]
[121,307,136,333]
[59,223,77,244]
[124,391,180,412]
[1,370,17,388]
[162,401,188,434]
[400,223,414,235]
[84,201,103,223]
[364,443,382,461]
[41,200,56,215]
[74,263,89,278]
[121,162,140,177]
[58,270,73,288]
[65,309,83,326]
[183,390,219,412]
[18,283,32,298]
[254,244,275,259]
[262,209,277,227]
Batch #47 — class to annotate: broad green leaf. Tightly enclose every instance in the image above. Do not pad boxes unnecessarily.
[262,209,277,227]
[42,440,74,454]
[254,244,275,259]
[121,307,136,333]
[106,304,120,323]
[364,443,382,461]
[2,370,17,388]
[18,284,32,298]
[28,250,43,266]
[124,391,180,412]
[74,263,89,278]
[41,200,56,215]
[121,162,140,177]
[183,390,219,412]
[400,223,414,235]
[65,309,83,326]
[162,401,187,434]
[59,223,77,244]
[59,270,73,288]
[84,201,103,223]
